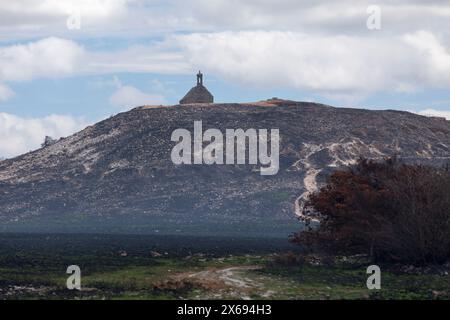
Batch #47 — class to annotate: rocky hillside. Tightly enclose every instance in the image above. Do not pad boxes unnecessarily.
[0,99,449,236]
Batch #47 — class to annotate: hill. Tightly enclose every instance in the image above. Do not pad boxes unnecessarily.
[0,99,449,236]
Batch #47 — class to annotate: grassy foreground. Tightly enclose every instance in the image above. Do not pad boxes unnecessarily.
[0,234,448,300]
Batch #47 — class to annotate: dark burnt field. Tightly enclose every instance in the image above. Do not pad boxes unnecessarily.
[1,233,448,300]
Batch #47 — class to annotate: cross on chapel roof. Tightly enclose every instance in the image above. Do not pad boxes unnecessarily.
[197,71,203,86]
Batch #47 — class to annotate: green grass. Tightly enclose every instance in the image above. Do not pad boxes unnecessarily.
[255,264,450,300]
[2,255,448,300]
[0,234,448,300]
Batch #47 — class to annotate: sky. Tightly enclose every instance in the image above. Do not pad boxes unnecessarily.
[0,0,450,158]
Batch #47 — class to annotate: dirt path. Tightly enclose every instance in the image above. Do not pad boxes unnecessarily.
[188,266,261,288]
[176,265,273,299]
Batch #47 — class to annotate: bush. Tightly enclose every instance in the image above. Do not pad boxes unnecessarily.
[292,158,450,265]
[270,252,307,267]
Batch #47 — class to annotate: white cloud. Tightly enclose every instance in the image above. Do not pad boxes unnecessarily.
[176,31,450,97]
[0,37,189,85]
[417,109,450,120]
[404,31,450,85]
[2,1,450,39]
[0,30,450,104]
[0,37,85,82]
[0,83,14,101]
[109,85,166,109]
[0,0,132,35]
[0,113,88,158]
[0,29,449,104]
[0,0,190,39]
[85,43,190,75]
[0,0,129,20]
[2,1,450,48]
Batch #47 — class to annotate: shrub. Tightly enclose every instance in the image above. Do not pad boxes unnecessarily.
[292,158,450,265]
[270,252,307,267]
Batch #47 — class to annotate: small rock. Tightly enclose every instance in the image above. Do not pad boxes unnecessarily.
[150,251,162,258]
[119,251,128,257]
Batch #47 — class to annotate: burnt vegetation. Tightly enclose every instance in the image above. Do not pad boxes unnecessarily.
[293,158,450,265]
[1,100,449,236]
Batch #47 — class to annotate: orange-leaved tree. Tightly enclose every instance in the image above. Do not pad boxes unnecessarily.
[292,158,450,265]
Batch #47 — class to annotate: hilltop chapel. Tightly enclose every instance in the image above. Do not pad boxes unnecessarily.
[179,71,214,104]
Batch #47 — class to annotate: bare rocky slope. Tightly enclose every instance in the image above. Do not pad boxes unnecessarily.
[0,99,449,236]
